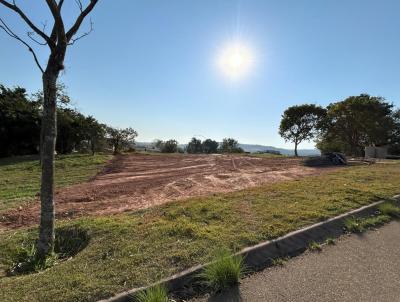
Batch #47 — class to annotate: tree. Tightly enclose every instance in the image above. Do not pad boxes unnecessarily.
[318,95,397,156]
[0,0,99,259]
[202,139,219,154]
[219,138,244,153]
[279,104,326,156]
[186,137,203,154]
[107,127,138,154]
[0,85,41,157]
[162,139,178,153]
[85,116,106,155]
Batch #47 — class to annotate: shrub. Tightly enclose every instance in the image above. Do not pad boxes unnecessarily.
[201,249,244,291]
[135,285,169,302]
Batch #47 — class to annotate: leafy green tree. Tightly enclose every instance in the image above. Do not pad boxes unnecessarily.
[219,138,243,153]
[202,139,219,154]
[107,127,138,154]
[84,116,106,155]
[318,95,397,156]
[279,104,326,156]
[0,85,41,157]
[161,139,179,153]
[56,108,87,154]
[186,137,203,154]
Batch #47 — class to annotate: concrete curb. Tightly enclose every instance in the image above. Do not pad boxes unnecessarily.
[98,195,400,302]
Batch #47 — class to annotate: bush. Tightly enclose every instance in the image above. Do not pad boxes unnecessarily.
[135,285,169,302]
[201,249,244,291]
[161,140,178,153]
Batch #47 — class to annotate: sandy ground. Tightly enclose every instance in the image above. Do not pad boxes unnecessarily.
[192,221,400,302]
[1,154,336,229]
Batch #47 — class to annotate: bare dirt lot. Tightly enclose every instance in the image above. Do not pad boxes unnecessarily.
[1,154,336,229]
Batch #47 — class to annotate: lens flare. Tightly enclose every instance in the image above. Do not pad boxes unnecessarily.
[216,41,254,80]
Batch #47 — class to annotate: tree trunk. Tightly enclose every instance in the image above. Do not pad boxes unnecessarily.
[294,140,298,157]
[37,70,58,259]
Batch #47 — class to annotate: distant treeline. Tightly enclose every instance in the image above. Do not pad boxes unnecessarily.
[0,84,137,157]
[151,137,244,154]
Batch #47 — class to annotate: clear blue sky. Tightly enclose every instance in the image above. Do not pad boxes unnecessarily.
[1,0,400,149]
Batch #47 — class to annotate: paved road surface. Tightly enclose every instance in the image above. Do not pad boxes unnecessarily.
[193,221,400,302]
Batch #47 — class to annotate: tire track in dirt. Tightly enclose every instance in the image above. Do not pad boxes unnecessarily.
[0,154,338,230]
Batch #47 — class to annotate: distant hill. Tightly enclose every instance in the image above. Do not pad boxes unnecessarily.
[238,144,320,156]
[135,141,320,156]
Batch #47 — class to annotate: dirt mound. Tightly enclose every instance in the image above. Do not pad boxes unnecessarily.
[1,154,338,230]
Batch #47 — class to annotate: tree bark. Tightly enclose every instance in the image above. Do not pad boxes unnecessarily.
[294,139,298,157]
[37,69,59,259]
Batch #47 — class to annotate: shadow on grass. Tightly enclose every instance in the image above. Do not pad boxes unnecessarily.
[0,155,40,167]
[207,286,243,302]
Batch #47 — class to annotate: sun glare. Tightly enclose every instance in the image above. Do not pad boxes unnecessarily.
[217,41,254,80]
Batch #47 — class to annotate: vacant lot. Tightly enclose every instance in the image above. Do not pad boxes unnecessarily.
[1,153,335,229]
[0,154,111,214]
[1,162,400,302]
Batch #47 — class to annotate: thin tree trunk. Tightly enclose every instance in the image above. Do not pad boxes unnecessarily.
[37,70,58,259]
[294,140,298,157]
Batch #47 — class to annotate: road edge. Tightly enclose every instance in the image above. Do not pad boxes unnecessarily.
[99,195,400,302]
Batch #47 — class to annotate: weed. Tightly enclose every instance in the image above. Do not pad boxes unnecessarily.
[272,257,288,266]
[378,202,400,218]
[325,237,335,245]
[344,215,391,233]
[7,244,57,276]
[201,249,244,291]
[308,241,322,251]
[135,285,169,302]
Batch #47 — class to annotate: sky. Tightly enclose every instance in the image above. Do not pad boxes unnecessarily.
[1,0,400,149]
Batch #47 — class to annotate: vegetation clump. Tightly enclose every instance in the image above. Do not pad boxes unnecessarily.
[377,202,400,218]
[344,215,391,233]
[201,249,244,292]
[7,226,89,276]
[308,241,322,252]
[135,285,169,302]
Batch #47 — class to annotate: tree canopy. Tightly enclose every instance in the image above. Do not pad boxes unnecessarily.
[219,138,244,153]
[317,94,399,156]
[186,137,203,154]
[279,104,326,156]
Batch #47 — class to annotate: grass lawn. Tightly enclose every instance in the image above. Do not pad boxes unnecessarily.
[0,162,399,301]
[0,153,112,213]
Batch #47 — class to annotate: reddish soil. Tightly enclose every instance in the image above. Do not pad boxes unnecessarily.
[0,154,337,230]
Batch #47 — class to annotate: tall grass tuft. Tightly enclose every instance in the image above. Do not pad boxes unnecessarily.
[378,202,400,218]
[201,249,244,292]
[135,285,169,302]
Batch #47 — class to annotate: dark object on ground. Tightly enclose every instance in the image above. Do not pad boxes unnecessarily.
[304,152,347,167]
[325,152,347,165]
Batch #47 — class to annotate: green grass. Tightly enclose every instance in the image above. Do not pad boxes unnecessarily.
[344,214,392,233]
[0,153,111,213]
[308,241,322,252]
[378,202,400,218]
[325,237,335,245]
[271,257,288,266]
[0,162,400,301]
[201,249,244,291]
[135,285,169,302]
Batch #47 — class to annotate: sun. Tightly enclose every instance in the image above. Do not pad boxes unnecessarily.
[216,41,254,80]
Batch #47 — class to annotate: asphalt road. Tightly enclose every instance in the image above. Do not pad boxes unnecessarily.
[192,221,400,302]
